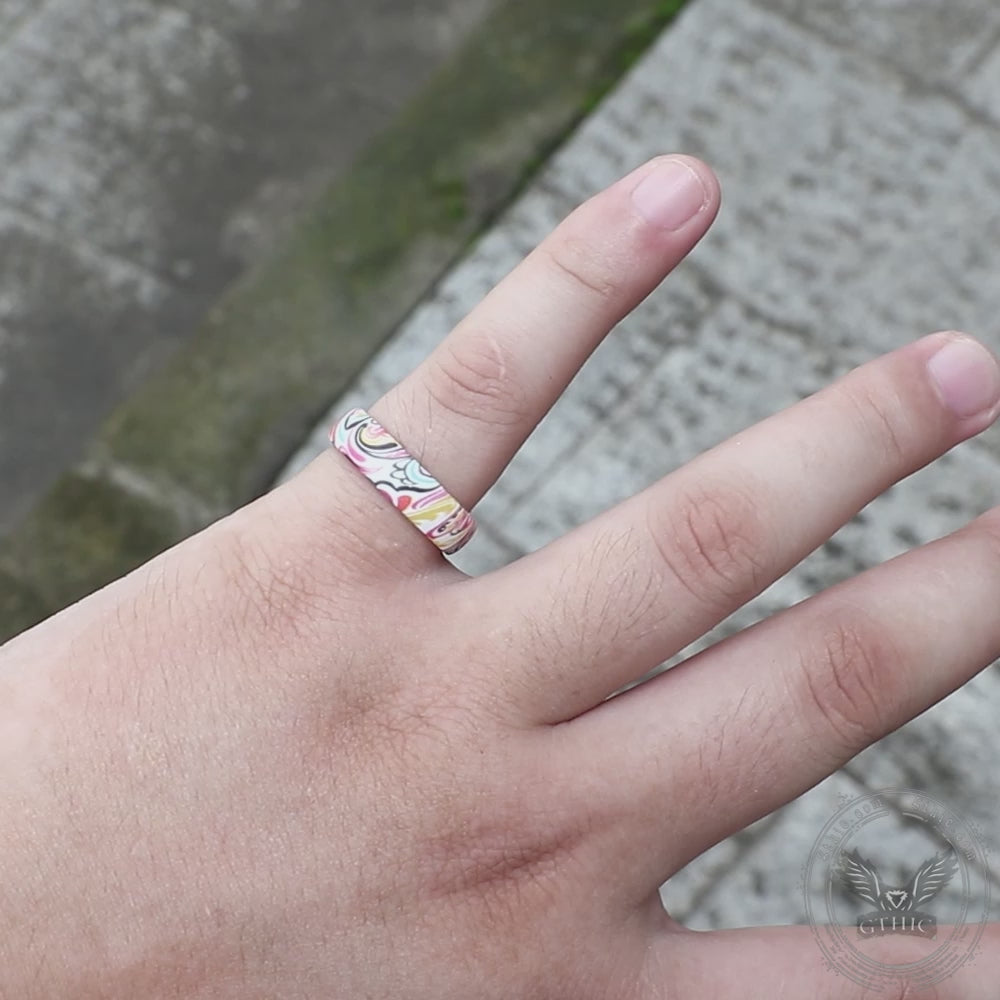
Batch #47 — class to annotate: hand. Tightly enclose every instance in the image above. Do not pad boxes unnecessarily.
[2,155,999,999]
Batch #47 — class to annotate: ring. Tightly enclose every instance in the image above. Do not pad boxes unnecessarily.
[331,408,477,555]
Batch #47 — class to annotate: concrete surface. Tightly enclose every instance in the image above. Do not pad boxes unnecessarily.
[283,0,1000,931]
[0,0,495,535]
[0,0,689,641]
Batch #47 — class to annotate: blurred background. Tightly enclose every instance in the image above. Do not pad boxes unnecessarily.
[0,0,494,535]
[3,0,1000,937]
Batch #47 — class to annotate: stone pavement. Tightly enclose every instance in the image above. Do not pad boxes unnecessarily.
[283,0,1000,931]
[0,0,494,535]
[0,0,688,642]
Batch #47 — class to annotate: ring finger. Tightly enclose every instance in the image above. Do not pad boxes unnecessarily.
[583,502,1000,887]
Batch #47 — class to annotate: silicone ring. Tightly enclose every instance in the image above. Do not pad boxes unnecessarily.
[331,408,477,555]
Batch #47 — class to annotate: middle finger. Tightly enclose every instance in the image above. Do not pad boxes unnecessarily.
[467,332,1000,722]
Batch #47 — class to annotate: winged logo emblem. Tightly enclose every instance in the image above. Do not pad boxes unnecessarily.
[837,848,959,913]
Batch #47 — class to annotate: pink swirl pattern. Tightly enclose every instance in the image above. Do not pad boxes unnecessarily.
[331,408,477,555]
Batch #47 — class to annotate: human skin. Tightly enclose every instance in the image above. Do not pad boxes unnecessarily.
[2,155,1000,998]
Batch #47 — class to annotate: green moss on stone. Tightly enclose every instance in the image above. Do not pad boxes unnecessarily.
[0,569,48,642]
[1,0,690,642]
[587,0,690,109]
[1,472,182,638]
[103,0,696,512]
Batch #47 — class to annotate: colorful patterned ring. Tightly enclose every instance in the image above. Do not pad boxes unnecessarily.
[331,408,477,556]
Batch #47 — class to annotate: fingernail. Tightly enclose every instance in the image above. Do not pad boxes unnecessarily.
[927,337,1000,418]
[630,159,709,232]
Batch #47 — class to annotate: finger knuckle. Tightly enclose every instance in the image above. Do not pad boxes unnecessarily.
[426,334,527,428]
[798,608,901,755]
[646,481,769,608]
[540,233,620,303]
[840,379,911,468]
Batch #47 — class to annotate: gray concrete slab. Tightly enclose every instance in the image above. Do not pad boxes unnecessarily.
[0,0,32,34]
[0,0,496,534]
[968,39,1000,122]
[282,0,1000,930]
[754,0,1000,83]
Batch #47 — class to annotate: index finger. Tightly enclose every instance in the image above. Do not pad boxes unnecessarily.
[368,156,720,514]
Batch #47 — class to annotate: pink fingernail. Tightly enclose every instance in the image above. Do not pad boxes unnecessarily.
[927,337,1000,418]
[630,159,709,232]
